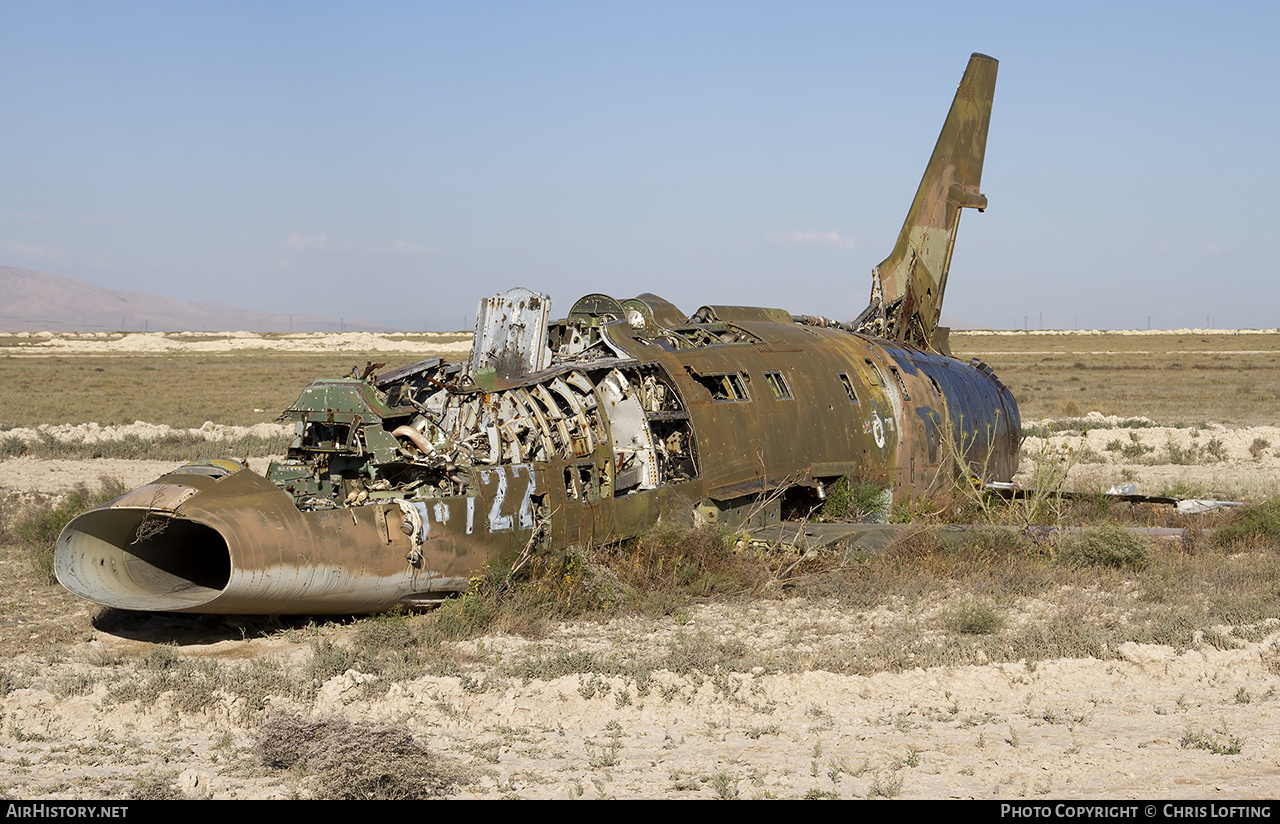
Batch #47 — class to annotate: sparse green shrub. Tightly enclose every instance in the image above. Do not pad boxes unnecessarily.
[432,557,546,639]
[711,771,739,799]
[221,658,295,719]
[392,520,768,644]
[1180,726,1244,755]
[1164,439,1212,465]
[1157,480,1207,499]
[353,606,415,651]
[1076,446,1105,464]
[944,599,1005,635]
[1121,432,1154,460]
[866,771,902,798]
[663,631,759,675]
[542,520,759,617]
[804,788,841,800]
[1215,497,1280,548]
[1057,525,1153,570]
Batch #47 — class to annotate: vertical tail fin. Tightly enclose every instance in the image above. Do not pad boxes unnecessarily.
[857,53,997,348]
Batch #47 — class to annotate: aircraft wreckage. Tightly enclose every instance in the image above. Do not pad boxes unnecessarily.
[57,53,1020,614]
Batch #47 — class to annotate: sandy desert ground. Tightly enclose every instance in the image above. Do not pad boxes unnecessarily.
[1,332,1279,800]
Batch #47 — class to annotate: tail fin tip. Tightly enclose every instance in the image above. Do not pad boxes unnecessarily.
[858,53,998,348]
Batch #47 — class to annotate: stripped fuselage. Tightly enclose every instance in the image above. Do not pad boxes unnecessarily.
[56,53,1017,615]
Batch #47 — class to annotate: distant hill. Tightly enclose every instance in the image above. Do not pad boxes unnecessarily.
[0,266,398,333]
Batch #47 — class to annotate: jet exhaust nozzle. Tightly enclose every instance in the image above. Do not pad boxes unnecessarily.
[54,464,465,615]
[57,508,232,612]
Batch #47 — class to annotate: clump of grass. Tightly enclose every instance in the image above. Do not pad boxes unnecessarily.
[1215,497,1280,548]
[1164,438,1224,465]
[127,773,186,800]
[1121,433,1154,460]
[534,521,763,619]
[1180,725,1243,755]
[944,599,1005,635]
[433,557,549,638]
[408,520,763,642]
[1057,525,1153,571]
[1158,480,1208,499]
[663,631,760,675]
[9,477,128,583]
[866,771,902,798]
[257,711,472,799]
[711,771,739,799]
[0,432,289,461]
[1249,438,1271,460]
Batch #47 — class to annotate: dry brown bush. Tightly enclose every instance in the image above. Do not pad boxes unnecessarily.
[257,711,473,799]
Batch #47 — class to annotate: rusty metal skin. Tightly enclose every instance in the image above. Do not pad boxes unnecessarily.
[56,53,1020,615]
[57,460,539,614]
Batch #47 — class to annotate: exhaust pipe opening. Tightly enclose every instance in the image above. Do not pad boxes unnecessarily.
[56,509,231,611]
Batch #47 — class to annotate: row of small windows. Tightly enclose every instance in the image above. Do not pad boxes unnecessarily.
[694,365,881,405]
[692,370,789,402]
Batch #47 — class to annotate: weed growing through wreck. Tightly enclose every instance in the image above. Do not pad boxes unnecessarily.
[940,414,1079,527]
[517,520,765,621]
[819,477,890,522]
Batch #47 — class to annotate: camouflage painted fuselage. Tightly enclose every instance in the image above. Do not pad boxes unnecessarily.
[56,53,1016,615]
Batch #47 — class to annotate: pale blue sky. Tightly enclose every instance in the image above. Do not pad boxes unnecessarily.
[3,1,1277,330]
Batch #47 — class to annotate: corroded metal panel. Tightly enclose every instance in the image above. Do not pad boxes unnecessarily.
[471,287,552,380]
